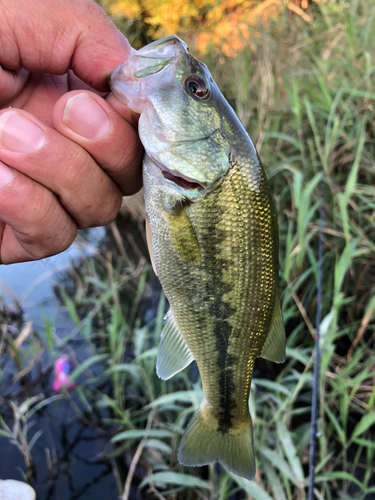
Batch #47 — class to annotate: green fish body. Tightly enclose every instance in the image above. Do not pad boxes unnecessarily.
[110,35,285,480]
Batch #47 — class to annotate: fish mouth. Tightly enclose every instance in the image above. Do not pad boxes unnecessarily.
[146,155,205,193]
[132,36,188,78]
[110,35,187,84]
[109,36,187,113]
[162,169,204,192]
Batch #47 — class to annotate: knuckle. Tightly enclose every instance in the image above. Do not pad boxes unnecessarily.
[64,146,90,186]
[76,191,122,229]
[16,190,77,259]
[114,133,143,173]
[99,192,123,225]
[54,223,77,254]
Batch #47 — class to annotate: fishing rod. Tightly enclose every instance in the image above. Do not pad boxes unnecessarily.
[307,185,323,500]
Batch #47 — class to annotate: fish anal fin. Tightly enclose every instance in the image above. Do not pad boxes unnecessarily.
[260,296,285,363]
[178,401,255,480]
[156,310,194,380]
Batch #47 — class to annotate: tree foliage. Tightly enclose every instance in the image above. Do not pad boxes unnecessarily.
[107,0,314,56]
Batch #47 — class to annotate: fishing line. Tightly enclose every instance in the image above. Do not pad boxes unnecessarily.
[307,183,323,500]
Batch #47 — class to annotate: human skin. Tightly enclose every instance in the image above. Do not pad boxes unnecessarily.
[0,0,143,264]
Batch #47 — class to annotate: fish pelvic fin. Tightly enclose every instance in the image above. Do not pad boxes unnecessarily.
[260,294,286,363]
[178,401,255,480]
[156,309,194,380]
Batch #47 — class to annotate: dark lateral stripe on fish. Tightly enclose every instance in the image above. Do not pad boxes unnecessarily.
[215,320,238,433]
[201,193,238,433]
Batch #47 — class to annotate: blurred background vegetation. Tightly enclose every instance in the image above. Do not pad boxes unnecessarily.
[1,0,374,499]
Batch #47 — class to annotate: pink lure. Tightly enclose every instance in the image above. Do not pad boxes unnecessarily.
[52,357,75,392]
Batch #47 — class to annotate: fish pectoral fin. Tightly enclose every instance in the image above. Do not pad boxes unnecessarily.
[260,295,286,363]
[178,402,255,480]
[164,205,200,265]
[156,309,194,380]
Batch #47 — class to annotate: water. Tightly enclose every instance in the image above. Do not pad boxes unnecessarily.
[0,400,119,500]
[0,228,121,499]
[0,228,105,330]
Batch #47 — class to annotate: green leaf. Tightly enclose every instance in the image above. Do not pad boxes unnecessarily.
[286,347,310,365]
[353,438,375,450]
[265,132,301,150]
[319,471,364,491]
[140,472,210,490]
[304,97,323,165]
[259,448,297,485]
[145,391,202,409]
[337,192,350,244]
[276,419,304,483]
[28,395,63,418]
[28,429,44,451]
[61,290,81,326]
[345,119,365,198]
[107,363,141,378]
[228,472,274,500]
[352,412,375,440]
[262,463,287,500]
[67,354,108,384]
[253,379,292,397]
[112,429,174,443]
[334,239,359,298]
[325,406,345,445]
[145,439,172,454]
[341,88,375,100]
[135,346,158,361]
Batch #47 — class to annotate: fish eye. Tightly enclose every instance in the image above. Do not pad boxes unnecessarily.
[185,75,209,99]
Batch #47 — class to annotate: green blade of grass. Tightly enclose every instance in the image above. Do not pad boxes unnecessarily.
[276,418,305,484]
[351,412,375,441]
[112,429,174,442]
[229,472,274,500]
[140,472,211,490]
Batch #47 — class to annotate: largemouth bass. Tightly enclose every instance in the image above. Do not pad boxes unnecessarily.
[109,35,285,480]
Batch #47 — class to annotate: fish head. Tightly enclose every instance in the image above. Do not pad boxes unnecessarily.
[109,35,232,202]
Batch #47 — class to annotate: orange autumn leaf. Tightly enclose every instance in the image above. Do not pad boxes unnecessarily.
[107,0,313,56]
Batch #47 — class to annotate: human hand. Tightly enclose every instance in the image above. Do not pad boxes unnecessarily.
[0,0,143,264]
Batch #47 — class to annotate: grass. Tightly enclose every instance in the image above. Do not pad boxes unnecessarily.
[1,0,375,498]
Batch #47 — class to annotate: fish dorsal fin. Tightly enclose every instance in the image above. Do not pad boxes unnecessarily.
[156,309,194,380]
[145,214,158,276]
[260,296,286,363]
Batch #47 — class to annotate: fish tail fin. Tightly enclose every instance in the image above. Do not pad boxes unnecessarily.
[177,401,255,480]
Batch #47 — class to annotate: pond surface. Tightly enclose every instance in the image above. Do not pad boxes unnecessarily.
[0,228,105,331]
[1,399,119,500]
[0,228,122,500]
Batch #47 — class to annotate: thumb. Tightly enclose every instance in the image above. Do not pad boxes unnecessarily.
[0,0,130,95]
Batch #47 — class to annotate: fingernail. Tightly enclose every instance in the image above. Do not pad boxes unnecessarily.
[63,93,110,139]
[0,111,45,153]
[0,161,14,187]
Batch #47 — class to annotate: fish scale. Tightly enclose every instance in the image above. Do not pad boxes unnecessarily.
[186,167,277,414]
[109,34,285,480]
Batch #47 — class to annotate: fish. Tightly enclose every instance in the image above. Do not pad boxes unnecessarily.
[109,35,285,480]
